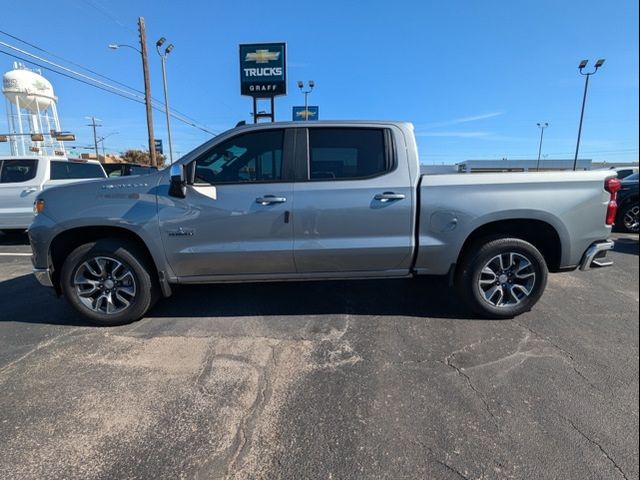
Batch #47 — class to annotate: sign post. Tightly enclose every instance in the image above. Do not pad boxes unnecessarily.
[239,43,287,123]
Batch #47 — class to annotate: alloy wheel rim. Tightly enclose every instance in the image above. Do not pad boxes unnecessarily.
[478,252,536,307]
[623,206,639,233]
[73,256,137,315]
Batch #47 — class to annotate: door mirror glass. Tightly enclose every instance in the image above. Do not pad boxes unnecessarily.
[169,163,186,198]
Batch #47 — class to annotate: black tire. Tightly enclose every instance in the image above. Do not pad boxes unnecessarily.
[61,238,159,326]
[617,201,639,233]
[456,237,548,319]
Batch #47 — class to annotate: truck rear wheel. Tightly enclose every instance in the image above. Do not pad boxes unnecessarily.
[60,239,158,326]
[618,202,639,233]
[457,237,548,319]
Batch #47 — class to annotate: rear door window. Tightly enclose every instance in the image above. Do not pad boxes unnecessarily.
[50,161,105,180]
[0,159,38,183]
[308,128,389,180]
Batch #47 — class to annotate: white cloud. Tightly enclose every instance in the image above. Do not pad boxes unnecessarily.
[418,111,505,130]
[415,131,491,138]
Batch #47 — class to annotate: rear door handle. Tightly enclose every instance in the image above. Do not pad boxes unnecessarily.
[23,187,38,193]
[256,195,287,205]
[374,192,406,202]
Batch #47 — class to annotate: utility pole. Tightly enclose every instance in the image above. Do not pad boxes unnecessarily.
[86,116,101,160]
[138,17,157,168]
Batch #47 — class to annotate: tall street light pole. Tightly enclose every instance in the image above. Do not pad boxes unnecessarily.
[573,58,605,171]
[156,37,174,165]
[98,132,119,158]
[297,80,315,120]
[107,17,157,168]
[536,122,548,172]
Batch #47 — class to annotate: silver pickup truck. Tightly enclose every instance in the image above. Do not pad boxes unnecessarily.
[28,121,620,325]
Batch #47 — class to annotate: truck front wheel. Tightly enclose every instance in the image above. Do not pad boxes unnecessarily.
[60,239,158,326]
[457,237,548,319]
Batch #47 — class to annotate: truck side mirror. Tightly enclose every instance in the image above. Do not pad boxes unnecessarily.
[168,163,186,198]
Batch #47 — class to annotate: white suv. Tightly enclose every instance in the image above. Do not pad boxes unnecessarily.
[0,156,107,233]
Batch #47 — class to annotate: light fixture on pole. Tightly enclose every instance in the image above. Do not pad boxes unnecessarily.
[573,58,605,171]
[297,80,315,121]
[156,37,175,165]
[536,122,548,172]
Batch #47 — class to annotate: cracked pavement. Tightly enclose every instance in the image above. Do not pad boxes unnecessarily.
[0,232,638,479]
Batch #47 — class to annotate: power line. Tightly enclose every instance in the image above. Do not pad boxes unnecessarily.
[0,29,225,132]
[0,49,219,135]
[81,0,136,33]
[0,29,146,97]
[0,49,146,104]
[0,40,151,101]
[0,29,221,133]
[0,37,219,135]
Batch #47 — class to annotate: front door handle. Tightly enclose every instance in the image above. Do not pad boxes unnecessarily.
[256,195,287,205]
[374,192,406,202]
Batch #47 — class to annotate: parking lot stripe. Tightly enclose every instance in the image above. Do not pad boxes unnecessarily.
[0,253,31,256]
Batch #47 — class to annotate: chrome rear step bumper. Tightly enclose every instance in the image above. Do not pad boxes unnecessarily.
[579,240,615,271]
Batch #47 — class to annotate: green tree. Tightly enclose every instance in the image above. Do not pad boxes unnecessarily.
[120,149,165,167]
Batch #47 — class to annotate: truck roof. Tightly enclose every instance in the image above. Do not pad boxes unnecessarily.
[229,120,414,132]
[0,155,102,165]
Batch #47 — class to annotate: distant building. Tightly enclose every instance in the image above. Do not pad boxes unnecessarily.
[420,159,639,175]
[458,159,593,173]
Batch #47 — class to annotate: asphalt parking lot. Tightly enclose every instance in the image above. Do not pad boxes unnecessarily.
[0,232,638,480]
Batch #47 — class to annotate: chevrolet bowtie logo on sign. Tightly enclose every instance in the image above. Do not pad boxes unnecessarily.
[240,43,287,98]
[292,106,319,121]
[245,49,280,64]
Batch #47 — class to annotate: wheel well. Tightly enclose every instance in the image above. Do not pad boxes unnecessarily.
[619,195,639,210]
[49,226,158,292]
[457,219,562,273]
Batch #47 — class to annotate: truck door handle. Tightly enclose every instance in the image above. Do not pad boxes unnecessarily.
[256,195,287,205]
[23,187,38,193]
[374,192,405,202]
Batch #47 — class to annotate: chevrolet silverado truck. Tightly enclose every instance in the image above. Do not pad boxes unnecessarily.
[28,121,620,325]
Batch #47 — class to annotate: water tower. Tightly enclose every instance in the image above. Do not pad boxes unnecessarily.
[2,62,66,157]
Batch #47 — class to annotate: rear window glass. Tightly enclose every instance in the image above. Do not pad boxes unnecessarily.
[308,128,388,180]
[129,166,154,175]
[0,159,38,183]
[51,161,105,180]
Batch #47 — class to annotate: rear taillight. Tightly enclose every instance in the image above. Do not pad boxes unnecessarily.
[605,178,621,226]
[605,178,622,195]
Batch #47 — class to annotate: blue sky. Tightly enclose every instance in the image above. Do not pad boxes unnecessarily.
[1,0,638,164]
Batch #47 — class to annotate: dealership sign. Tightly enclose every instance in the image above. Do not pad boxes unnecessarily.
[292,106,319,121]
[239,43,287,97]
